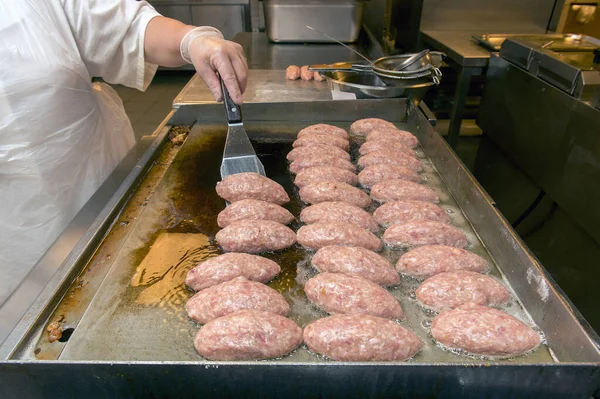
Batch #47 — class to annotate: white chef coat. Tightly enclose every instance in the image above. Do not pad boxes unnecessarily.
[0,0,161,306]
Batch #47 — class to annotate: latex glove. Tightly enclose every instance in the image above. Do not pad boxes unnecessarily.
[180,27,248,104]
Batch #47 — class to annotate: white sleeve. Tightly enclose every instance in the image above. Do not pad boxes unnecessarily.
[62,0,162,91]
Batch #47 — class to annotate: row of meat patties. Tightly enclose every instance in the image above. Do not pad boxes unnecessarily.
[182,118,542,362]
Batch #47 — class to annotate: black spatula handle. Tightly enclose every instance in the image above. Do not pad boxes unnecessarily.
[220,75,242,123]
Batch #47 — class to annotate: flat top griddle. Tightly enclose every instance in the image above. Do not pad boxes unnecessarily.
[52,119,554,364]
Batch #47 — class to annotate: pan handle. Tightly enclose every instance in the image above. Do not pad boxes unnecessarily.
[220,75,242,124]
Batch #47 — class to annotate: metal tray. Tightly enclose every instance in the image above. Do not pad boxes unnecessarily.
[1,99,599,398]
[473,33,600,52]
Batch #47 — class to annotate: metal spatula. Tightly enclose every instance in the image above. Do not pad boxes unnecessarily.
[219,76,266,179]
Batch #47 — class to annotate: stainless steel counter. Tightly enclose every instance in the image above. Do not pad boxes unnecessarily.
[174,70,333,106]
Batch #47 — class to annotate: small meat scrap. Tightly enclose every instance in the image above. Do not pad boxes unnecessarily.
[358,164,423,188]
[297,222,382,251]
[416,271,510,311]
[216,172,290,205]
[300,201,378,232]
[396,245,489,278]
[289,153,356,174]
[287,144,350,162]
[350,118,397,136]
[294,166,358,188]
[217,199,294,228]
[216,219,296,253]
[185,252,281,291]
[299,181,371,209]
[304,314,422,361]
[311,245,399,286]
[371,179,439,203]
[359,140,416,157]
[286,65,301,80]
[383,220,468,249]
[313,72,326,81]
[373,200,450,227]
[300,65,313,80]
[304,272,403,319]
[358,150,423,172]
[292,134,350,151]
[366,129,419,149]
[186,277,290,324]
[297,124,349,140]
[431,303,542,357]
[194,309,303,360]
[47,321,63,343]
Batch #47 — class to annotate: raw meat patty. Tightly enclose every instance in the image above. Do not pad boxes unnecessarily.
[297,222,382,251]
[286,144,350,162]
[431,303,542,357]
[217,199,294,228]
[216,172,289,205]
[304,272,403,319]
[383,220,468,249]
[396,245,489,278]
[313,72,326,81]
[359,140,416,157]
[300,65,313,80]
[373,200,450,227]
[300,202,378,232]
[358,150,423,172]
[312,245,399,286]
[358,164,422,188]
[194,309,302,360]
[371,179,439,203]
[289,154,356,174]
[366,129,419,149]
[292,134,350,151]
[185,253,280,291]
[294,166,358,188]
[285,65,300,80]
[350,118,397,136]
[304,314,422,361]
[416,271,510,311]
[216,219,296,253]
[297,124,349,140]
[186,277,289,324]
[299,181,371,209]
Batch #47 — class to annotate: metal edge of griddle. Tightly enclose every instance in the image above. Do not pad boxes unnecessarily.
[407,104,600,360]
[0,111,175,360]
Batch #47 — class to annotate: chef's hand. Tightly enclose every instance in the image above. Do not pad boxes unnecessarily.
[188,35,248,105]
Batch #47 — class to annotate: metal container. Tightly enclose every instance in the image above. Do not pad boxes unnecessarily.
[263,0,365,43]
[323,71,436,102]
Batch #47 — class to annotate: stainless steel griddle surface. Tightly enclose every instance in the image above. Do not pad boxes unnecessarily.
[57,117,555,365]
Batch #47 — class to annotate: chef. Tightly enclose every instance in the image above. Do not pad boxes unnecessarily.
[0,0,248,305]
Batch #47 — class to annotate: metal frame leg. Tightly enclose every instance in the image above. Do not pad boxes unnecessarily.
[448,67,473,149]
